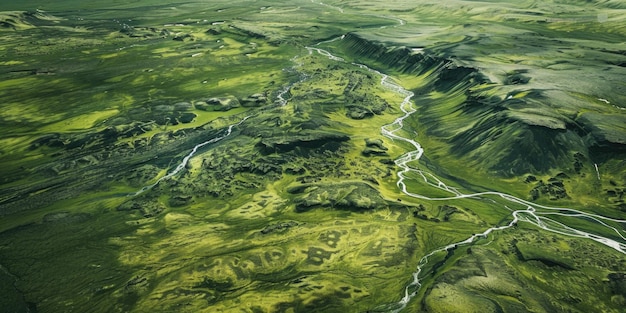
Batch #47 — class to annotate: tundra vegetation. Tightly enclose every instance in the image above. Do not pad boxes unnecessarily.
[0,1,625,312]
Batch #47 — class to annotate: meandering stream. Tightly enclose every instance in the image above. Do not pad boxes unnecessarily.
[128,14,626,309]
[129,116,250,196]
[307,44,626,312]
[304,2,626,310]
[129,73,300,197]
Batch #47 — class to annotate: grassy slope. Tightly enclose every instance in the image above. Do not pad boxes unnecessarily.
[322,0,626,311]
[323,0,626,213]
[0,1,625,313]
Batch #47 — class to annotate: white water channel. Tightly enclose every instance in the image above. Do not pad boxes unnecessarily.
[129,74,299,197]
[127,19,626,309]
[304,2,626,310]
[129,116,250,196]
[307,45,626,312]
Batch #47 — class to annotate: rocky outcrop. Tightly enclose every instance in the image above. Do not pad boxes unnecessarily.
[195,97,241,111]
[607,272,626,297]
[256,131,349,155]
[362,138,388,156]
[119,25,170,38]
[529,178,569,201]
[241,93,268,107]
[117,200,165,218]
[346,105,373,119]
[288,182,387,212]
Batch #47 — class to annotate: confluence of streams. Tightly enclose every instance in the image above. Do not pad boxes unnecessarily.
[129,33,626,311]
[307,45,626,313]
[306,2,626,310]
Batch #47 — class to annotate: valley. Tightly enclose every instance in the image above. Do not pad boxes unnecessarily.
[1,1,625,312]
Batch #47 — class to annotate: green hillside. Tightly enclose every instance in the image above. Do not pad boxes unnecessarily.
[0,1,625,312]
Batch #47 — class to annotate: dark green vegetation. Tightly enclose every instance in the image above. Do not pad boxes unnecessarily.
[1,0,625,312]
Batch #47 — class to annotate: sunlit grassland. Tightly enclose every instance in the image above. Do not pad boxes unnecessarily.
[0,4,427,310]
[0,10,302,188]
[1,1,625,312]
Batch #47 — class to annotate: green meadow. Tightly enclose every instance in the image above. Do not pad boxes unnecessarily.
[1,1,625,312]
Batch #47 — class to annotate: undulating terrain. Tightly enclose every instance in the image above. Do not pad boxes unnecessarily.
[1,1,625,312]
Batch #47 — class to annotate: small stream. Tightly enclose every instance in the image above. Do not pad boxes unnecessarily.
[126,15,626,309]
[129,116,250,196]
[129,65,301,197]
[307,44,626,313]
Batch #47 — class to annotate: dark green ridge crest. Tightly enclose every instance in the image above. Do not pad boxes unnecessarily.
[327,32,626,176]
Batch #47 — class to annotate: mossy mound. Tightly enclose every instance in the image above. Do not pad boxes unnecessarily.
[0,10,61,30]
[289,182,387,212]
[256,131,350,155]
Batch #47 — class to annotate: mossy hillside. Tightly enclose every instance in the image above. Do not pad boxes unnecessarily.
[107,210,421,312]
[1,1,625,312]
[0,10,65,30]
[0,22,533,311]
[320,27,626,217]
[0,1,403,187]
[411,224,626,313]
[0,196,137,311]
[329,2,626,136]
[0,21,425,311]
[0,8,306,206]
[303,6,626,309]
[142,60,419,311]
[0,19,294,114]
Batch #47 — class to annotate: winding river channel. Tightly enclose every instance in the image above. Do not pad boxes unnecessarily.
[129,116,250,196]
[129,77,298,197]
[128,4,626,309]
[305,44,626,312]
[136,42,626,310]
[376,68,626,312]
[304,2,626,311]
